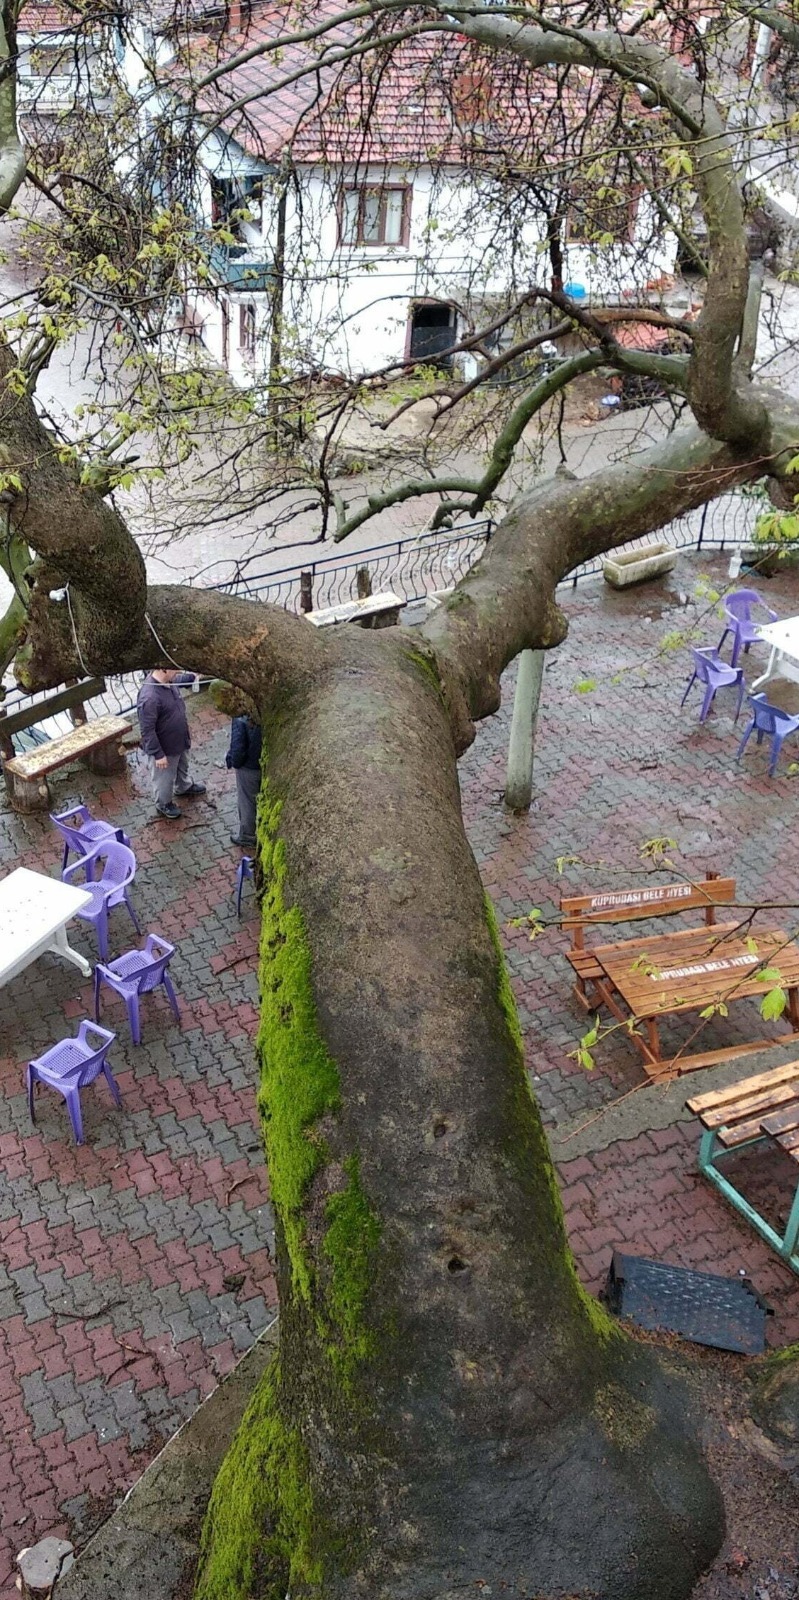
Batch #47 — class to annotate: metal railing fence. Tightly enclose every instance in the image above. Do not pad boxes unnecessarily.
[2,496,795,747]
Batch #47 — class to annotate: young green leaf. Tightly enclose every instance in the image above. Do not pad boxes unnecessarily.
[761,987,788,1022]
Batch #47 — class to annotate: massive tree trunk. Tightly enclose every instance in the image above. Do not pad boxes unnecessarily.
[192,624,724,1600]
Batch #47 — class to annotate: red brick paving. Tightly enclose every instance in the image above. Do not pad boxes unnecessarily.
[0,699,274,1596]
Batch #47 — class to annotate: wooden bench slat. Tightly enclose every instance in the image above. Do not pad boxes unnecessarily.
[687,1060,799,1115]
[761,1104,799,1137]
[775,1128,799,1156]
[717,1114,778,1148]
[695,1082,799,1130]
[4,715,131,780]
[561,877,735,925]
[565,951,603,977]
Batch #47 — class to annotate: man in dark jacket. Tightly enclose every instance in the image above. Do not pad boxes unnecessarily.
[226,714,262,847]
[137,669,207,819]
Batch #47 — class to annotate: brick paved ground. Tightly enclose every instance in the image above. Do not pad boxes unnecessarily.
[2,554,799,1593]
[0,700,275,1596]
[460,551,799,1347]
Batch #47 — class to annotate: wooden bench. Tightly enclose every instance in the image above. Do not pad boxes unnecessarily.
[561,874,736,1012]
[306,591,405,629]
[687,1062,799,1274]
[3,713,132,812]
[0,677,107,764]
[559,874,799,1078]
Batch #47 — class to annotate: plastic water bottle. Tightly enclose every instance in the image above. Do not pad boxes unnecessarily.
[728,550,742,580]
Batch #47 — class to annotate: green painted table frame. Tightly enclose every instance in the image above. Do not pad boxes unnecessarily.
[698,1125,799,1275]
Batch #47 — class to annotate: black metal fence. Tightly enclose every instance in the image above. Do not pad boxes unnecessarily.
[564,493,765,586]
[2,495,795,748]
[205,522,494,612]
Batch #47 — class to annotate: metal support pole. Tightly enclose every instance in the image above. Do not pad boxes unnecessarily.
[504,650,544,812]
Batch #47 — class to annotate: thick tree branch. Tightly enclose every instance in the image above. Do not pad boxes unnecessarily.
[423,388,799,744]
[468,350,608,515]
[731,1,799,49]
[432,4,765,445]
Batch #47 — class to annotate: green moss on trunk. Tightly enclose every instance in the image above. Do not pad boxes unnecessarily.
[195,784,386,1599]
[256,792,341,1305]
[195,1356,320,1600]
[323,1155,381,1379]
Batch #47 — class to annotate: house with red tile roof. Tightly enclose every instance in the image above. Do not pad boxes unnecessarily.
[16,0,684,386]
[15,0,109,118]
[93,0,680,385]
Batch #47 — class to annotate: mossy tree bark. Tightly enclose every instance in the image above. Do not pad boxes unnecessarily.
[194,625,724,1600]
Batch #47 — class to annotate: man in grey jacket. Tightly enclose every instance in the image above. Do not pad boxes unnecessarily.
[137,669,207,819]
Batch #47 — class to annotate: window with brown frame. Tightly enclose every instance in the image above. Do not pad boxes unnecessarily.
[566,183,639,246]
[239,302,256,357]
[339,186,411,247]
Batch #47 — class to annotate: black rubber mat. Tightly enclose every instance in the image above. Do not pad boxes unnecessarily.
[604,1250,772,1354]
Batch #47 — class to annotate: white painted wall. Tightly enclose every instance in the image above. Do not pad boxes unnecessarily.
[16,27,104,110]
[183,149,678,385]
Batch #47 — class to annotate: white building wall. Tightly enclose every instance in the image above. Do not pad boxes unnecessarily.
[181,149,678,385]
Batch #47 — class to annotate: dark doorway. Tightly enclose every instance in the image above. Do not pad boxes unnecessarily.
[408,302,456,369]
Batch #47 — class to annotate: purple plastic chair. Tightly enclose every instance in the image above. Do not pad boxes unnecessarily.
[50,804,131,873]
[94,934,180,1044]
[717,588,777,667]
[62,840,141,962]
[235,856,254,917]
[736,692,799,776]
[26,1020,120,1145]
[680,647,745,723]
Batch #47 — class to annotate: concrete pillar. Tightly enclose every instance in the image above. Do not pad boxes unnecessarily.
[504,649,544,812]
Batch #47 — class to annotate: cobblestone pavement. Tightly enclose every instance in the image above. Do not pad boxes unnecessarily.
[3,555,799,1591]
[0,699,275,1596]
[461,550,799,1349]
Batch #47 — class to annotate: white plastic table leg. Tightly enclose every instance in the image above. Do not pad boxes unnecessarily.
[49,924,92,978]
[752,644,778,691]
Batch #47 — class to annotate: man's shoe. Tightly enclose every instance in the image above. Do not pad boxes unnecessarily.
[157,802,183,820]
[230,833,256,848]
[177,781,207,798]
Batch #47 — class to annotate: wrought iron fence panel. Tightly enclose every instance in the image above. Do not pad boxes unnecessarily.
[7,498,798,745]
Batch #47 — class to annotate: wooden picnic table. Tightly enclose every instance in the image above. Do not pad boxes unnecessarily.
[593,924,799,1079]
[687,1061,799,1275]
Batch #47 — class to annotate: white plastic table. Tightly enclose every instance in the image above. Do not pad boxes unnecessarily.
[0,867,93,987]
[752,616,799,690]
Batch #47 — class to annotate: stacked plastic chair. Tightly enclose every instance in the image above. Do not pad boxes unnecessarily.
[50,804,131,872]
